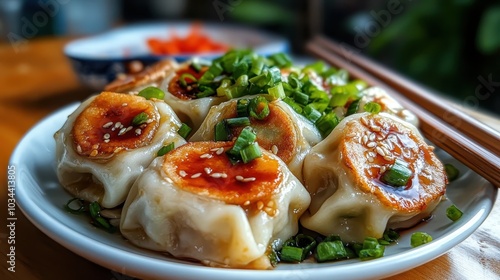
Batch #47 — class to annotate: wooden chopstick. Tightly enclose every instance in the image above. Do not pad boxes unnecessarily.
[313,35,500,157]
[305,39,500,188]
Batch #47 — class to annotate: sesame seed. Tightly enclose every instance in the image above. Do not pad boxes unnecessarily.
[369,151,376,157]
[367,142,376,148]
[380,166,387,173]
[210,172,226,178]
[368,157,374,163]
[90,150,98,157]
[376,146,386,157]
[267,201,274,207]
[361,117,368,126]
[114,147,122,153]
[179,170,187,177]
[103,133,110,140]
[92,144,99,150]
[114,122,122,129]
[191,173,202,178]
[242,177,256,182]
[216,147,224,155]
[165,177,173,184]
[264,207,273,214]
[125,126,133,133]
[204,167,212,174]
[243,200,251,206]
[362,135,368,144]
[135,128,142,135]
[271,145,278,155]
[369,133,376,142]
[104,139,110,143]
[371,126,381,132]
[146,119,154,124]
[377,135,385,141]
[200,153,212,159]
[122,103,128,107]
[76,145,82,153]
[210,148,220,152]
[257,201,264,210]
[102,122,113,128]
[118,127,127,136]
[236,175,244,181]
[384,155,393,161]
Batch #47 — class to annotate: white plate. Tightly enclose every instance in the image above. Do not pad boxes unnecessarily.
[11,103,497,280]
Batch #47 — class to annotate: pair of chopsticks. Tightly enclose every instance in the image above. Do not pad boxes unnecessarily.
[306,35,500,188]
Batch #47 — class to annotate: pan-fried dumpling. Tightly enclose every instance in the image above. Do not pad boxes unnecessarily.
[189,96,322,181]
[301,112,446,243]
[120,141,311,269]
[54,91,186,208]
[158,61,227,130]
[105,60,178,93]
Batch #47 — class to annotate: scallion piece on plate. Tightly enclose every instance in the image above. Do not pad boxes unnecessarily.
[88,201,115,232]
[249,96,270,120]
[444,163,460,181]
[240,142,262,163]
[177,123,192,139]
[411,232,433,247]
[132,112,149,126]
[280,246,305,263]
[64,198,86,214]
[358,237,385,260]
[446,204,463,221]
[138,87,165,100]
[364,102,382,114]
[226,117,251,127]
[315,240,348,262]
[381,159,413,187]
[157,142,175,157]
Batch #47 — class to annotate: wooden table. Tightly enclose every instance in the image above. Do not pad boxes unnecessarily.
[1,37,498,280]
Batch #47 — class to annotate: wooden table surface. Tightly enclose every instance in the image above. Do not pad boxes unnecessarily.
[1,37,498,280]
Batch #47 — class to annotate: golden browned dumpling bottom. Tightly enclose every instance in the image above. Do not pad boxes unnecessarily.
[71,91,159,158]
[342,114,447,212]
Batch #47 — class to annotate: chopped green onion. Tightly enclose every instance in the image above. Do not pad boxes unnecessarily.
[132,112,149,126]
[179,73,198,87]
[240,142,262,163]
[267,82,285,100]
[346,99,361,116]
[226,117,251,127]
[89,201,115,233]
[177,123,192,139]
[304,105,322,123]
[446,204,463,221]
[444,163,460,181]
[250,56,265,76]
[268,247,279,267]
[249,96,270,120]
[214,121,230,141]
[157,142,175,156]
[227,126,257,157]
[283,97,303,114]
[351,79,368,90]
[267,66,282,84]
[315,240,348,262]
[64,198,86,214]
[196,87,216,98]
[303,61,326,73]
[381,228,400,243]
[294,91,310,106]
[269,52,292,68]
[138,87,165,100]
[410,232,433,247]
[381,159,413,187]
[249,72,271,87]
[364,102,382,114]
[329,93,350,107]
[280,246,305,263]
[236,99,250,117]
[316,112,340,137]
[191,61,202,72]
[358,237,385,260]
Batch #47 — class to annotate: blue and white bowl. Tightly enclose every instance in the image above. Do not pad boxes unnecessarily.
[64,22,290,90]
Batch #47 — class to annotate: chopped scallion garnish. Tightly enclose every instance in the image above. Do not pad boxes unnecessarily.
[236,99,250,117]
[177,123,192,139]
[157,142,175,156]
[64,198,86,214]
[346,99,361,116]
[214,121,230,141]
[410,232,433,247]
[364,102,382,114]
[132,112,149,126]
[444,163,459,181]
[225,117,251,127]
[249,96,270,120]
[179,73,198,87]
[381,159,413,187]
[227,126,257,157]
[138,87,165,100]
[446,204,463,221]
[240,142,262,163]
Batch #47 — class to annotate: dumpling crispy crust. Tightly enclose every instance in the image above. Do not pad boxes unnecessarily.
[71,91,159,158]
[162,141,283,214]
[341,114,447,213]
[105,60,176,92]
